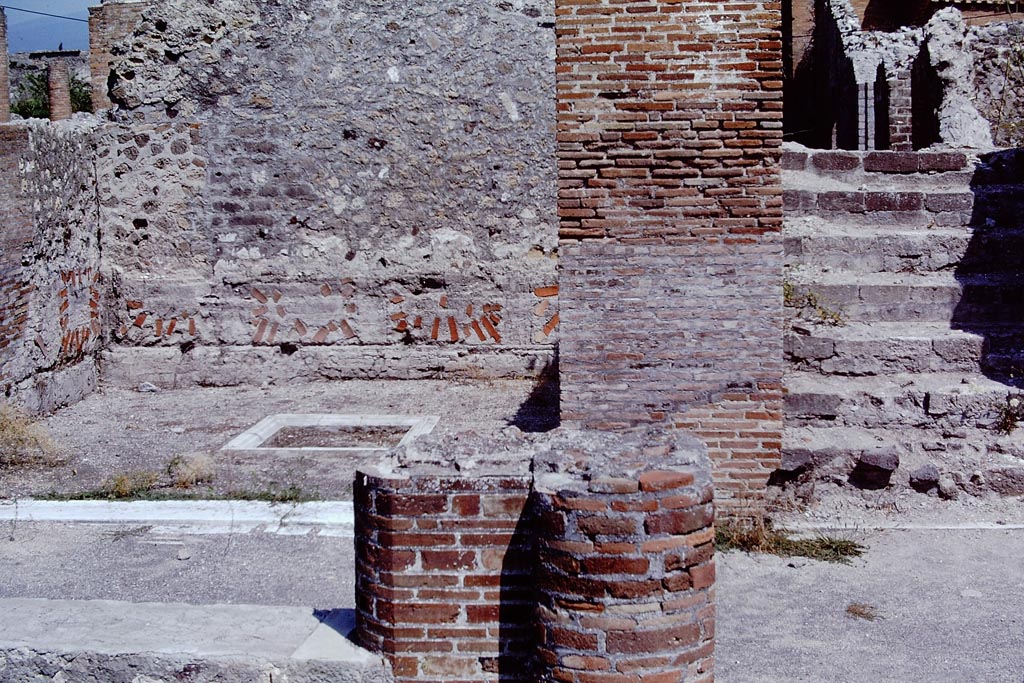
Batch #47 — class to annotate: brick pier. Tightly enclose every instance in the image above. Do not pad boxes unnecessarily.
[354,429,715,683]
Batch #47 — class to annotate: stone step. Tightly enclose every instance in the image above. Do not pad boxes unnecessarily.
[784,322,1024,378]
[0,599,388,683]
[784,371,1020,431]
[782,185,1024,229]
[784,221,1024,275]
[780,425,1024,496]
[784,269,1024,324]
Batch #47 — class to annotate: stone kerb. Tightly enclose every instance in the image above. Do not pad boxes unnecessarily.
[533,431,715,683]
[353,428,715,683]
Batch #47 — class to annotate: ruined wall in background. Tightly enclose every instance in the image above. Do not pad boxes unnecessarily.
[556,0,785,512]
[969,21,1024,148]
[0,121,104,413]
[92,0,559,387]
[88,0,150,112]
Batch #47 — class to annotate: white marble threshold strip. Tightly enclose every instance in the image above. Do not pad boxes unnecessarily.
[0,499,355,536]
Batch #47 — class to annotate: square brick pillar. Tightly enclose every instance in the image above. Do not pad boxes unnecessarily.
[88,1,151,112]
[0,9,10,123]
[556,0,785,515]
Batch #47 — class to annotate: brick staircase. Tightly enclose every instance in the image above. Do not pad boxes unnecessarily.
[780,146,1024,499]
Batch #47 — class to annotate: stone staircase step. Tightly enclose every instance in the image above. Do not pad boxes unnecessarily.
[784,269,1024,323]
[784,371,1019,430]
[0,598,388,682]
[781,425,1024,496]
[785,321,1024,378]
[784,222,1024,275]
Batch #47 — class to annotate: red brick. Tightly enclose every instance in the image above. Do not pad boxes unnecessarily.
[639,470,695,492]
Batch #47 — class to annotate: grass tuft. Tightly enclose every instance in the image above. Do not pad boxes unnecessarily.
[167,453,216,489]
[715,518,865,564]
[105,471,160,499]
[0,404,60,468]
[846,602,880,621]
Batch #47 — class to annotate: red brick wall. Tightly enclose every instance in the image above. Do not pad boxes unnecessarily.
[88,1,151,112]
[354,470,536,682]
[0,127,34,387]
[556,0,785,514]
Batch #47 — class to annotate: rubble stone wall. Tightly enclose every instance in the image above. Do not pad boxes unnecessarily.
[969,21,1024,148]
[0,121,104,413]
[91,0,560,386]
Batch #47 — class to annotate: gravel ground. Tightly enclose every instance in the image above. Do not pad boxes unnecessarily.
[1,378,557,500]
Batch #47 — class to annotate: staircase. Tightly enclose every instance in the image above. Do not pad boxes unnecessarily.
[780,146,1024,499]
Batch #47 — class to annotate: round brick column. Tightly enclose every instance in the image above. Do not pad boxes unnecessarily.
[533,430,715,683]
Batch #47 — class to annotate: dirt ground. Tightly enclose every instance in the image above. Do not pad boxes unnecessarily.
[0,377,558,501]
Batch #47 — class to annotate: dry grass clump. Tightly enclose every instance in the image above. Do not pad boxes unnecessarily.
[0,404,59,468]
[845,602,881,621]
[167,453,216,489]
[105,471,160,498]
[715,517,865,565]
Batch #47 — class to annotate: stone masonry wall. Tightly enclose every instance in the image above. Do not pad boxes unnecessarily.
[90,0,560,387]
[556,0,785,513]
[88,0,151,112]
[969,20,1024,148]
[0,120,104,413]
[0,10,10,123]
[354,429,715,683]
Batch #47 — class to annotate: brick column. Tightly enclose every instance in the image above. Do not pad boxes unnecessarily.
[48,61,72,122]
[354,434,537,683]
[88,1,151,111]
[353,428,715,683]
[0,9,10,123]
[858,81,875,151]
[534,432,715,683]
[888,69,913,151]
[556,0,785,515]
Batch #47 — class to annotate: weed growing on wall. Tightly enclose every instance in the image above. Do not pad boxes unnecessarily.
[993,394,1024,434]
[783,281,846,326]
[987,18,1024,147]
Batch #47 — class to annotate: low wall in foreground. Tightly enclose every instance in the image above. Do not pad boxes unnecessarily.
[354,428,716,683]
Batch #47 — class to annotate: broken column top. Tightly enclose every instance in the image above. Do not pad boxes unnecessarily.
[380,425,710,488]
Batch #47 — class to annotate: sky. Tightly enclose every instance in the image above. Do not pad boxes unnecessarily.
[3,1,92,53]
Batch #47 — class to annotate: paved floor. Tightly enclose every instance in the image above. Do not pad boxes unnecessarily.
[1,511,1023,682]
[716,527,1024,683]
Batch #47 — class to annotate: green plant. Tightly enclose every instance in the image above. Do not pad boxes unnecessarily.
[994,394,1024,434]
[715,518,865,564]
[783,281,845,326]
[0,404,59,468]
[227,482,319,504]
[11,72,93,120]
[987,15,1024,148]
